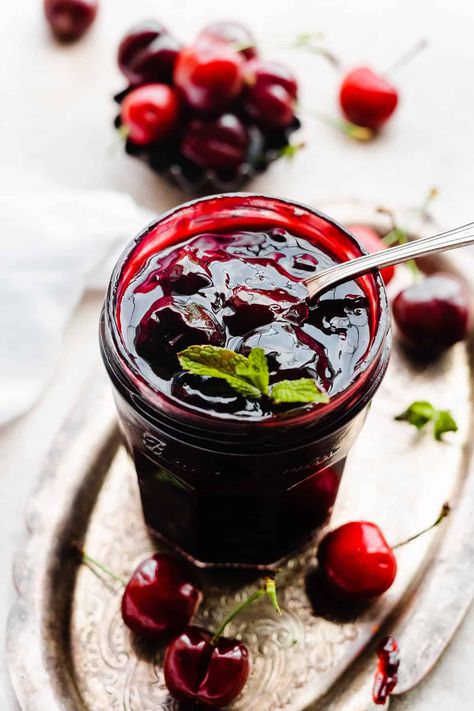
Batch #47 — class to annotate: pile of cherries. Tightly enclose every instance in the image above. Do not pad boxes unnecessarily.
[114,20,300,191]
[348,223,471,353]
[76,503,448,707]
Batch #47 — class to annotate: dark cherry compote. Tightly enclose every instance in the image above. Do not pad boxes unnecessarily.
[123,230,373,416]
[101,195,390,568]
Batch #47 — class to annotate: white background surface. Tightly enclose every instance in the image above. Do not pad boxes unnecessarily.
[1,0,474,708]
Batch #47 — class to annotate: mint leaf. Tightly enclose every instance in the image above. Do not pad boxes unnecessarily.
[395,401,458,441]
[270,378,329,404]
[178,345,331,406]
[178,345,261,399]
[235,347,269,395]
[433,410,458,441]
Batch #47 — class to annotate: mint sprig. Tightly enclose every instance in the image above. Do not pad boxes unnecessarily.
[178,345,329,405]
[395,401,458,441]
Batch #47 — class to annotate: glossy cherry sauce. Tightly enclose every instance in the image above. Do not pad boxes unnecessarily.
[119,227,372,418]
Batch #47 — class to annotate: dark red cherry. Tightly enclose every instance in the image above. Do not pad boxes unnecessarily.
[135,296,224,372]
[44,0,98,42]
[174,43,243,113]
[122,554,203,642]
[163,626,249,707]
[243,59,298,129]
[117,21,182,85]
[392,273,471,351]
[181,114,249,171]
[317,521,397,601]
[169,249,213,294]
[372,636,400,705]
[339,67,398,130]
[348,224,395,285]
[225,286,308,335]
[120,84,179,145]
[244,59,298,98]
[198,20,257,60]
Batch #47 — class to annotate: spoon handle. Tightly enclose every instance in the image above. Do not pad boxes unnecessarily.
[306,221,474,298]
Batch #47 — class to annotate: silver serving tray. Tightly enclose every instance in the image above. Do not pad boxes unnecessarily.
[7,202,474,711]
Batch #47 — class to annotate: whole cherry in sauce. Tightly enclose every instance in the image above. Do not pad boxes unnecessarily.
[392,273,471,352]
[372,636,400,705]
[164,626,249,707]
[181,114,249,171]
[198,20,258,60]
[174,42,244,113]
[120,84,180,145]
[244,59,298,129]
[117,21,182,85]
[121,553,203,642]
[339,67,398,131]
[317,521,397,601]
[44,0,98,42]
[347,224,395,285]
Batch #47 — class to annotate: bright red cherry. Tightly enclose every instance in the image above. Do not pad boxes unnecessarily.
[44,0,98,42]
[392,273,471,351]
[120,84,180,145]
[174,43,244,113]
[339,67,398,130]
[243,59,298,129]
[198,20,257,60]
[121,554,203,642]
[317,521,397,601]
[163,626,250,707]
[117,21,182,86]
[181,114,249,171]
[347,224,395,285]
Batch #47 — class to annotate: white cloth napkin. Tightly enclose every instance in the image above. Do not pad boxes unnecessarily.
[0,190,153,425]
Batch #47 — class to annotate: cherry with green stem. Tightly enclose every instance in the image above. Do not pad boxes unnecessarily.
[163,575,280,706]
[72,544,203,642]
[316,503,450,602]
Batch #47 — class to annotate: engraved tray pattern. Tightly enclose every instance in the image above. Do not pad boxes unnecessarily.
[7,203,474,711]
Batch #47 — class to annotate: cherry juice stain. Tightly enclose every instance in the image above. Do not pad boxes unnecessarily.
[372,636,400,705]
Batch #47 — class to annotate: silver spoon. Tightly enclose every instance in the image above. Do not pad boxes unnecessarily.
[305,221,474,299]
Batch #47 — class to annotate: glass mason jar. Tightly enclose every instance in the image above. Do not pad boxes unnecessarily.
[100,194,391,569]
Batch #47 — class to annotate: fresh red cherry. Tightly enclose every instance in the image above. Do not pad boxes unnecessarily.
[181,114,249,171]
[244,59,298,98]
[198,20,257,60]
[120,84,179,145]
[339,67,398,130]
[347,224,395,285]
[243,59,298,129]
[164,626,249,707]
[174,43,243,113]
[117,21,182,85]
[121,554,203,642]
[317,521,397,601]
[44,0,98,42]
[392,273,471,351]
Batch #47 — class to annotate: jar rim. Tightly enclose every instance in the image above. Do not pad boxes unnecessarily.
[100,193,391,436]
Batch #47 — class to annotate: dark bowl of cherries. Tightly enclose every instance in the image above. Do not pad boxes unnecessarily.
[113,19,301,193]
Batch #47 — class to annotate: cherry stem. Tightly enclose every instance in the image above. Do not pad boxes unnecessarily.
[419,187,439,217]
[211,575,281,645]
[71,542,127,586]
[117,124,130,141]
[378,207,422,278]
[310,111,373,141]
[292,33,341,69]
[392,503,450,550]
[382,38,428,78]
